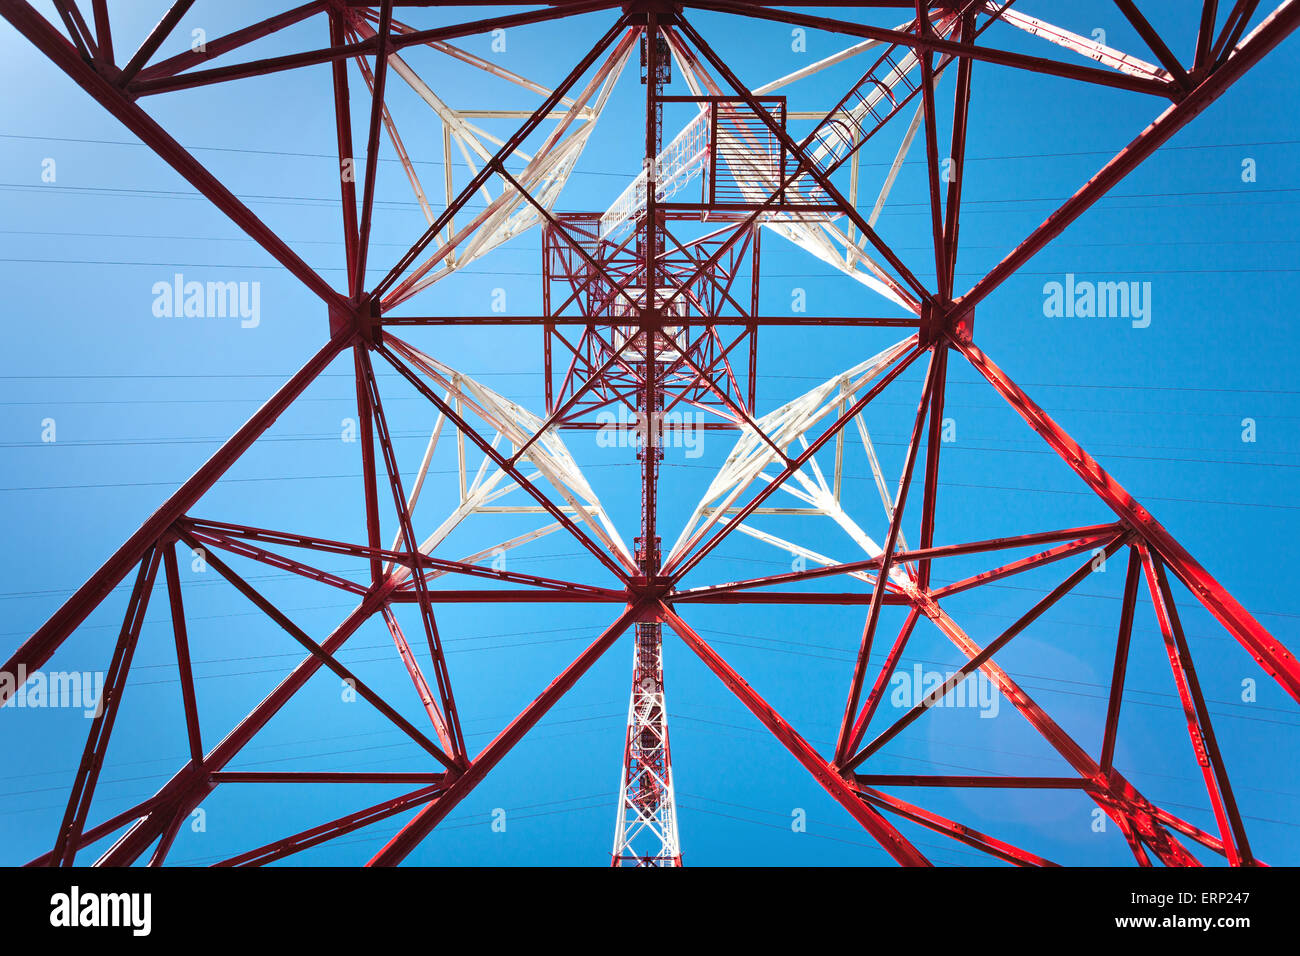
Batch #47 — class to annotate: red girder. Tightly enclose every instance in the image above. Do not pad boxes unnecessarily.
[954,337,1300,702]
[0,332,351,707]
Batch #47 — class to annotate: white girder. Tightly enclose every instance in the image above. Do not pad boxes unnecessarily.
[392,30,637,303]
[382,338,638,582]
[667,336,919,587]
[611,632,681,866]
[352,19,636,304]
[600,104,711,242]
[367,8,1176,309]
[985,3,1169,81]
[598,16,958,313]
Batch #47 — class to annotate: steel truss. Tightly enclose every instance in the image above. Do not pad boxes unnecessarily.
[3,0,1299,867]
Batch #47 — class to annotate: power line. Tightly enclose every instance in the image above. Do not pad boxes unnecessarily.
[670,707,1300,829]
[4,178,1298,223]
[3,130,1293,177]
[694,634,1300,730]
[5,226,1300,253]
[3,426,1295,474]
[5,255,1299,279]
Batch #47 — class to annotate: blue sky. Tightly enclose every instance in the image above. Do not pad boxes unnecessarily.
[0,0,1297,866]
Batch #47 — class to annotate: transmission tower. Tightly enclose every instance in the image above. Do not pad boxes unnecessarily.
[2,0,1299,868]
[609,22,683,867]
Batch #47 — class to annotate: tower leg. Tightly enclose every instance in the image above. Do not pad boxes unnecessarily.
[611,622,682,866]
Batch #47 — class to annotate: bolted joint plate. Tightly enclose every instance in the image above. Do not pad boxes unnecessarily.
[919,300,974,349]
[330,297,384,346]
[623,1,682,25]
